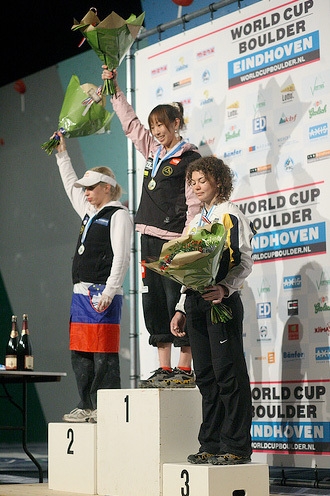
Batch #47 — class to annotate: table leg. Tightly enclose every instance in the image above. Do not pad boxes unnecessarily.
[22,381,44,483]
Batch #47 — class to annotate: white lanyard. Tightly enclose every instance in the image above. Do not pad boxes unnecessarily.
[151,140,186,178]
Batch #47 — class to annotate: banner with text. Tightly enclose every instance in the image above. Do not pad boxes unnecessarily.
[135,0,330,467]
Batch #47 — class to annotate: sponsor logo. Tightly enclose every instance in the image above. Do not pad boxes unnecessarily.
[283,350,305,361]
[288,300,298,316]
[223,148,242,158]
[281,83,295,104]
[259,325,268,338]
[200,90,214,106]
[156,87,164,99]
[314,296,330,314]
[253,116,266,133]
[162,166,173,176]
[227,101,239,119]
[257,279,271,297]
[315,347,330,361]
[288,324,299,340]
[201,111,213,127]
[199,137,216,147]
[257,325,271,342]
[175,57,189,72]
[181,97,192,107]
[307,149,330,163]
[257,302,271,319]
[225,125,241,141]
[250,164,272,176]
[314,324,330,334]
[283,275,302,290]
[196,47,215,60]
[284,157,294,172]
[248,142,272,153]
[202,69,211,83]
[151,65,167,77]
[309,123,328,140]
[268,352,275,364]
[253,94,266,114]
[310,76,325,96]
[279,113,297,124]
[309,101,327,118]
[173,77,192,89]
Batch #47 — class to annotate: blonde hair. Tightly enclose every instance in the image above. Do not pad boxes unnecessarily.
[91,166,122,200]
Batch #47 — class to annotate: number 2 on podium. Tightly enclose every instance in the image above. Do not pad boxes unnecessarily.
[67,428,74,454]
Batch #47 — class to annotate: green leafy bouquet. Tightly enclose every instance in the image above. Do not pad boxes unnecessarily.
[41,75,113,155]
[146,223,232,324]
[72,9,145,96]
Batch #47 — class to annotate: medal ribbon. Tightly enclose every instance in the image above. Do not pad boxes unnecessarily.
[151,140,186,178]
[81,214,96,244]
[198,206,215,226]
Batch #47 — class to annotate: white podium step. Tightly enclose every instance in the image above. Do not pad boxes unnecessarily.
[48,422,97,494]
[163,462,269,496]
[97,388,202,496]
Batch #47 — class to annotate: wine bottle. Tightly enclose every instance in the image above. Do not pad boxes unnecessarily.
[5,315,19,370]
[17,313,34,371]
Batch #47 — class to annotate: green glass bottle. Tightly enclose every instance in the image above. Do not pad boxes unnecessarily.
[17,314,34,371]
[5,315,19,370]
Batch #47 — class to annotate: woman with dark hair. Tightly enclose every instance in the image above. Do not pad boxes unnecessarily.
[102,67,201,388]
[171,155,255,464]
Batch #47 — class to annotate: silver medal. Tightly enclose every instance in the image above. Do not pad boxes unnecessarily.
[78,244,85,255]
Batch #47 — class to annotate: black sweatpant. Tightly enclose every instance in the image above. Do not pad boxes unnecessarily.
[71,351,120,410]
[185,290,252,456]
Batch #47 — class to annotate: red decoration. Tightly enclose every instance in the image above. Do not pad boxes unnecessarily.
[172,0,194,6]
[14,79,26,95]
[14,79,26,112]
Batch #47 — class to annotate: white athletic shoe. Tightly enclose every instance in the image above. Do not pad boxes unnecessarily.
[89,409,97,423]
[62,408,92,423]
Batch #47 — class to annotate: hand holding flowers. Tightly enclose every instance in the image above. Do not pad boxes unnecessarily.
[41,75,113,155]
[72,9,145,96]
[201,285,233,323]
[146,223,233,324]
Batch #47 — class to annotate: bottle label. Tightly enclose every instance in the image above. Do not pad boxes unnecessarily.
[24,356,34,370]
[5,355,17,370]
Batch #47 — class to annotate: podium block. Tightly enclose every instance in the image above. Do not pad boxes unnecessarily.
[97,388,202,496]
[48,422,97,494]
[163,462,269,496]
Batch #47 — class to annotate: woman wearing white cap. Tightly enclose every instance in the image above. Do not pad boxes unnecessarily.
[54,132,133,423]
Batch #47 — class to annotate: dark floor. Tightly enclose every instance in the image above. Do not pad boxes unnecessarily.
[269,466,330,495]
[1,443,330,494]
[0,443,48,485]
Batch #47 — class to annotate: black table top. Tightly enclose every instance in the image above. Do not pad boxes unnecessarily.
[0,370,67,383]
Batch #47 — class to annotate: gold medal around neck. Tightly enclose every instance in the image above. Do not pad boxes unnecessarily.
[78,244,85,255]
[148,178,156,190]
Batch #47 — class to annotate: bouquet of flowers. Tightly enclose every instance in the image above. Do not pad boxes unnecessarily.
[72,9,145,95]
[41,75,113,155]
[146,223,232,324]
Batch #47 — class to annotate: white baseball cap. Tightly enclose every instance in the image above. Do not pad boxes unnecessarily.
[74,170,117,188]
